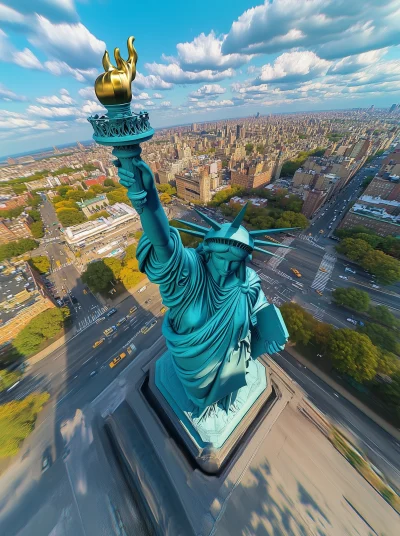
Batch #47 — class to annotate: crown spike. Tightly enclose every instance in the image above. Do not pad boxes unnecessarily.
[253,246,286,260]
[249,227,300,237]
[175,228,206,238]
[174,219,209,234]
[194,209,221,231]
[231,202,249,229]
[254,239,294,249]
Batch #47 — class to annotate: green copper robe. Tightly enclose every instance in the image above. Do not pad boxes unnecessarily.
[137,227,268,410]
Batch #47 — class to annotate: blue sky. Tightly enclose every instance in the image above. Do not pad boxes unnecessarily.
[1,0,400,157]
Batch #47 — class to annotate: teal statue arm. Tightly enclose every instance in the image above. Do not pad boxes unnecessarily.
[116,158,174,263]
[250,304,289,358]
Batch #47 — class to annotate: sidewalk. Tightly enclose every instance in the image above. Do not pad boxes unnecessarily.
[285,345,400,442]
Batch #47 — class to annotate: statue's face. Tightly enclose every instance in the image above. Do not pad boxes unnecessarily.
[206,242,247,277]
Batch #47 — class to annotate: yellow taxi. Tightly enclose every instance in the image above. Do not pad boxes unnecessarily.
[290,268,302,278]
[316,290,323,296]
[109,352,126,369]
[92,337,105,349]
[160,306,167,315]
[129,306,138,315]
[319,267,327,273]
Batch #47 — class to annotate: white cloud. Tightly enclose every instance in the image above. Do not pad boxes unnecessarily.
[0,83,26,102]
[13,47,43,70]
[329,48,389,75]
[195,99,234,108]
[29,15,105,70]
[160,101,172,108]
[81,100,105,115]
[135,72,173,90]
[132,92,150,100]
[189,84,226,98]
[27,104,82,119]
[36,92,75,106]
[256,51,331,84]
[144,100,154,106]
[145,62,235,84]
[153,92,163,99]
[176,31,252,71]
[78,86,96,100]
[44,60,97,82]
[222,0,400,59]
[60,88,69,95]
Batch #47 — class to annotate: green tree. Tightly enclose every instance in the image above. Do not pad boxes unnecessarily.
[313,322,333,350]
[124,244,137,261]
[327,329,378,382]
[13,307,70,356]
[0,206,24,219]
[27,209,41,222]
[56,208,86,227]
[372,372,400,419]
[379,236,400,260]
[358,323,400,354]
[361,249,400,285]
[279,302,315,346]
[30,221,44,238]
[159,192,172,204]
[0,392,50,458]
[0,238,38,262]
[29,256,50,274]
[103,257,122,280]
[156,183,176,196]
[336,238,373,262]
[119,258,145,288]
[245,143,254,155]
[256,144,264,153]
[134,230,143,240]
[107,187,129,205]
[104,178,117,187]
[88,210,109,220]
[376,350,400,376]
[209,186,244,207]
[332,287,370,312]
[82,261,114,292]
[368,305,400,329]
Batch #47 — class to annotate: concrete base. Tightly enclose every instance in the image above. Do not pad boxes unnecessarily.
[154,351,268,451]
[98,348,294,535]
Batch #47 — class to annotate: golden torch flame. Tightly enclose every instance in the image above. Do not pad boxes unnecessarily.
[94,36,138,106]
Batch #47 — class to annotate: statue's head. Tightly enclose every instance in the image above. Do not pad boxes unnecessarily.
[203,239,249,281]
[175,203,298,277]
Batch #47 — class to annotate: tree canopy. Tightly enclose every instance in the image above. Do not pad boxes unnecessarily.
[357,323,400,355]
[29,256,50,274]
[13,307,70,356]
[0,392,50,458]
[279,302,315,346]
[82,261,115,292]
[0,238,38,262]
[332,287,370,312]
[327,329,378,383]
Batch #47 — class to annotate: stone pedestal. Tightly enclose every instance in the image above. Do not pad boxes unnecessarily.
[97,346,294,535]
[152,351,271,472]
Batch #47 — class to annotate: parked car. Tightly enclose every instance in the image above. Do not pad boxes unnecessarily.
[339,275,348,280]
[344,267,356,274]
[346,318,357,325]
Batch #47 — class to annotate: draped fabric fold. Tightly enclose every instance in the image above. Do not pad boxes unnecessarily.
[137,228,267,410]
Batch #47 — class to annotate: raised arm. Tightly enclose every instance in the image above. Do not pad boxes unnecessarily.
[116,158,174,263]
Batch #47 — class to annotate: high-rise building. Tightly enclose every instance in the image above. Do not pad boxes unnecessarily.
[192,123,197,132]
[301,190,327,218]
[175,171,211,203]
[389,104,397,113]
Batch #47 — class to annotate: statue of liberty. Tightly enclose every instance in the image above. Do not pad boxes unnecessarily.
[88,36,290,448]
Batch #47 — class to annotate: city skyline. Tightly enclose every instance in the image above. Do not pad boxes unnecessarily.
[1,0,400,155]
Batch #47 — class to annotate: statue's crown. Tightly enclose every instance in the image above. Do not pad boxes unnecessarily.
[175,203,298,259]
[94,36,138,106]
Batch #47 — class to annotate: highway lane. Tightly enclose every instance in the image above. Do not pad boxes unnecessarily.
[274,351,400,488]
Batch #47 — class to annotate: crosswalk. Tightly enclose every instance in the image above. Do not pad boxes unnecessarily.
[259,272,278,286]
[311,253,336,293]
[266,237,294,270]
[76,305,109,332]
[309,303,325,322]
[51,261,74,273]
[296,234,325,250]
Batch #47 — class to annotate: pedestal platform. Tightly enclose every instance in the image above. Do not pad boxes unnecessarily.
[152,351,271,472]
[99,347,295,536]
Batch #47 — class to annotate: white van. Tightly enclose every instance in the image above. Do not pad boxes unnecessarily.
[138,285,147,293]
